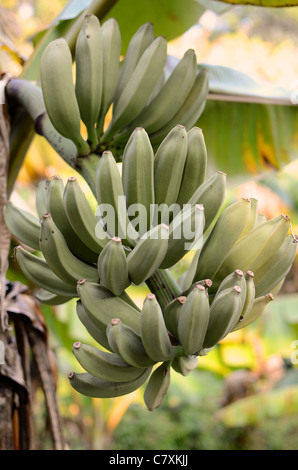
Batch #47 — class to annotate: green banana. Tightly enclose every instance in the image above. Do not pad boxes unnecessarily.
[95,150,139,246]
[97,237,130,295]
[153,125,188,224]
[103,35,167,141]
[140,293,176,362]
[240,197,258,237]
[163,295,186,339]
[113,22,155,106]
[253,234,297,298]
[177,284,210,355]
[106,318,155,368]
[187,171,226,234]
[159,204,205,269]
[176,127,207,207]
[39,213,99,285]
[233,293,274,331]
[76,300,112,351]
[40,38,89,155]
[35,178,50,218]
[203,285,244,349]
[4,201,40,250]
[47,175,99,263]
[214,213,291,284]
[68,367,152,399]
[96,18,121,135]
[143,361,171,411]
[72,341,147,382]
[126,223,169,285]
[35,289,73,305]
[149,68,209,146]
[75,14,103,149]
[213,269,247,300]
[127,48,197,135]
[171,355,198,376]
[232,270,256,329]
[14,246,78,297]
[63,176,110,254]
[194,198,252,282]
[76,280,141,335]
[121,127,155,234]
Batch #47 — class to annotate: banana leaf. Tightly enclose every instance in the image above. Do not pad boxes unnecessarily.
[196,65,298,178]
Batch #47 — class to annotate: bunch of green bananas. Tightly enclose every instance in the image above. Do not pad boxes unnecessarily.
[4,121,297,410]
[39,14,209,159]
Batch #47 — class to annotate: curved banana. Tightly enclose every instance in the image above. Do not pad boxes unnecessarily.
[163,295,186,339]
[36,178,50,218]
[96,18,121,135]
[140,293,176,363]
[232,270,255,329]
[113,22,155,106]
[203,285,244,349]
[194,198,252,282]
[143,361,171,411]
[63,176,110,254]
[40,38,89,155]
[103,35,167,141]
[160,204,205,269]
[76,280,141,335]
[68,367,152,399]
[75,14,103,149]
[213,269,247,299]
[149,68,209,146]
[39,213,99,285]
[14,246,78,297]
[187,171,226,235]
[153,125,188,224]
[72,341,147,382]
[253,234,297,298]
[106,318,155,368]
[76,300,112,351]
[233,293,274,331]
[171,355,198,376]
[95,150,139,246]
[126,223,169,285]
[47,175,98,263]
[4,201,40,251]
[127,48,197,135]
[176,127,207,207]
[240,197,258,237]
[97,237,130,295]
[35,288,73,305]
[122,127,155,234]
[214,213,291,285]
[177,284,210,355]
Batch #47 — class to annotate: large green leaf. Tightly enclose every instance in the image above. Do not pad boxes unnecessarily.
[105,0,205,53]
[194,64,298,177]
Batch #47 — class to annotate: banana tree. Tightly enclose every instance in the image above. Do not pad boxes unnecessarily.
[0,0,298,450]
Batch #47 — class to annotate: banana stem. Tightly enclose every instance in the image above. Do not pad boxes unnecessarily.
[146,269,182,311]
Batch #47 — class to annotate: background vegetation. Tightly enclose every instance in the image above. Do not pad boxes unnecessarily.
[1,0,298,450]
